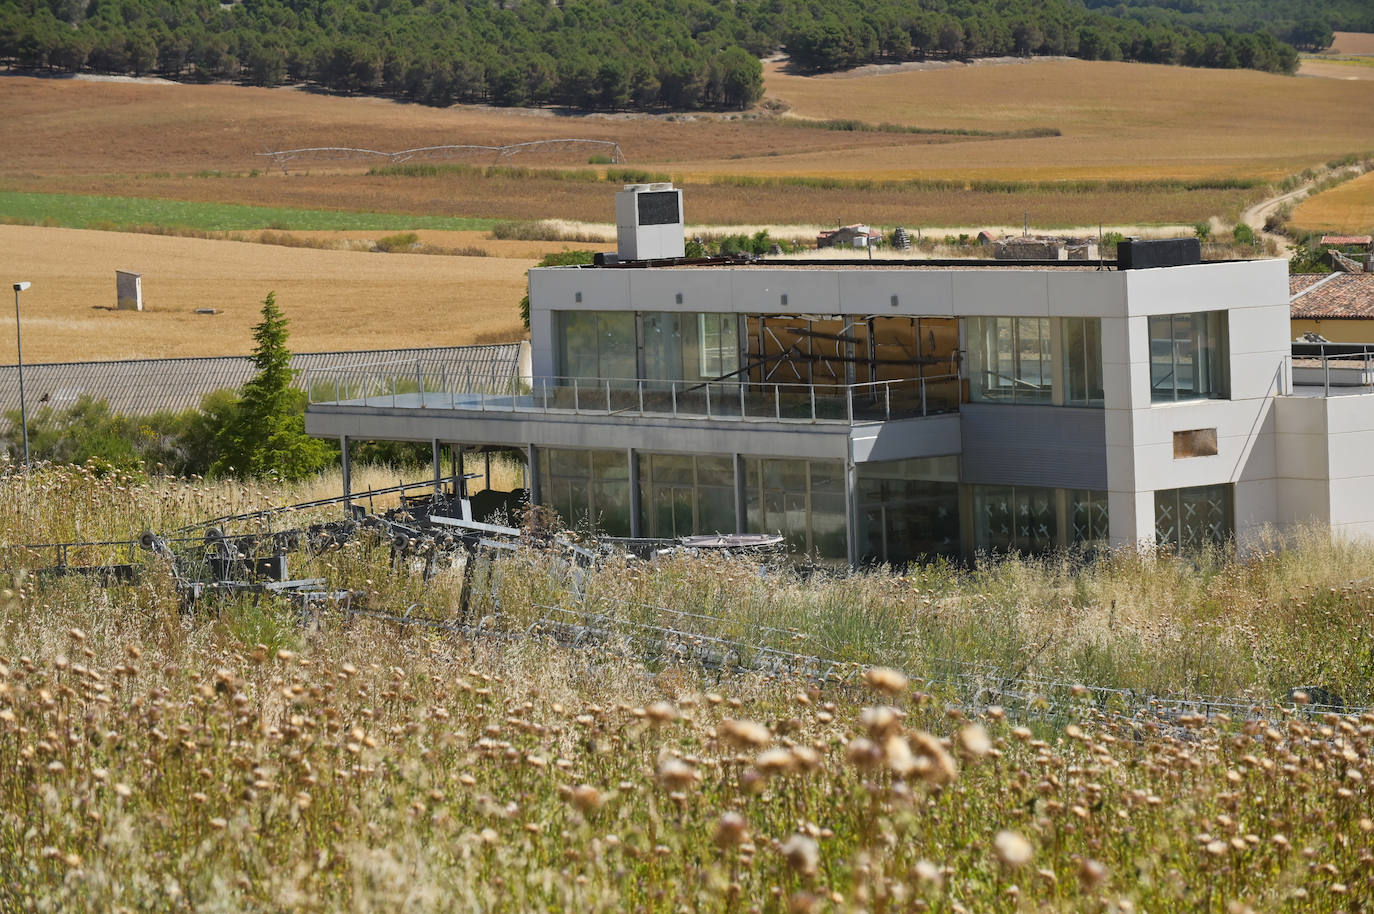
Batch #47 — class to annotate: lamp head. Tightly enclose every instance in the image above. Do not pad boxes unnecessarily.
[12,282,30,292]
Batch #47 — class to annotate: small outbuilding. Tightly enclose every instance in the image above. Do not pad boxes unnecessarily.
[115,270,143,311]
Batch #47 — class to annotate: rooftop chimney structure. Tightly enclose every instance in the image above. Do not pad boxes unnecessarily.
[615,183,684,261]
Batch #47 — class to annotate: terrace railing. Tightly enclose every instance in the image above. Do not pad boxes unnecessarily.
[1290,343,1374,396]
[305,359,961,424]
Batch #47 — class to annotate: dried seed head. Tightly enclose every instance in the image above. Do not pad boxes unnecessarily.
[569,785,603,813]
[645,701,678,724]
[957,724,992,760]
[994,830,1034,868]
[845,737,883,770]
[756,748,798,776]
[1077,857,1108,889]
[782,834,819,877]
[656,758,699,790]
[714,812,749,848]
[719,719,771,749]
[862,667,908,697]
[861,706,902,739]
[910,729,959,785]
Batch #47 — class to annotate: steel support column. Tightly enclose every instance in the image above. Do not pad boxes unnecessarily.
[733,453,747,534]
[432,439,442,499]
[340,436,352,509]
[844,438,859,568]
[628,448,642,538]
[527,444,540,505]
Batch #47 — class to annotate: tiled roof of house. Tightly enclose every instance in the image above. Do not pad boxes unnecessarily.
[0,344,523,418]
[1290,273,1374,319]
[1319,235,1372,247]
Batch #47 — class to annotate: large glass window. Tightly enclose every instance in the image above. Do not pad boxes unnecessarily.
[971,485,1109,555]
[1062,317,1104,406]
[1069,489,1110,547]
[555,311,636,380]
[745,458,848,560]
[968,317,1053,404]
[1155,483,1232,551]
[972,484,1057,554]
[539,448,631,536]
[857,457,960,565]
[642,311,739,382]
[639,453,736,539]
[1149,312,1228,403]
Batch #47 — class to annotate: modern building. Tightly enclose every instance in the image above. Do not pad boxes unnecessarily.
[303,185,1374,564]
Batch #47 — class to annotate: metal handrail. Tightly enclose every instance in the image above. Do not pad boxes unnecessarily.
[306,359,962,424]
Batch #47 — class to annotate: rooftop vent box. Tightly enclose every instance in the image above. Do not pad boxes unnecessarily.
[1117,237,1201,270]
[615,183,685,261]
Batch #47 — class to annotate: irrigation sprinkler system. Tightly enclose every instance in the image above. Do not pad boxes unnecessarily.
[2,480,1363,730]
[257,140,626,175]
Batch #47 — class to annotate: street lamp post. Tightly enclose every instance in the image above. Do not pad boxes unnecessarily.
[12,282,30,471]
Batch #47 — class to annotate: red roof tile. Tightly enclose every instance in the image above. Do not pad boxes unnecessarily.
[1290,273,1374,319]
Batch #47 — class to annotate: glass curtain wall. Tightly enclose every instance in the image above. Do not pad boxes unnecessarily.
[968,316,1103,406]
[638,453,736,539]
[856,456,960,565]
[745,458,847,560]
[968,317,1053,404]
[555,312,636,381]
[1155,483,1233,550]
[1149,311,1228,402]
[970,485,1110,554]
[1062,317,1105,406]
[538,448,632,536]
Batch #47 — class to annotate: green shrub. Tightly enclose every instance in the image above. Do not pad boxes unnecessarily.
[374,232,419,253]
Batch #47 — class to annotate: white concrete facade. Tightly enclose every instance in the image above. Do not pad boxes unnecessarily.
[309,254,1374,561]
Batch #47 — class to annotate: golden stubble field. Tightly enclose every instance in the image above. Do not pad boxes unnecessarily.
[1291,170,1374,234]
[0,224,540,362]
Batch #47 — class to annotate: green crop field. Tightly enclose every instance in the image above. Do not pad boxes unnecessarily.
[0,191,499,233]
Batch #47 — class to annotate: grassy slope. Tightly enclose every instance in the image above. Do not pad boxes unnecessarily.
[1,467,1372,911]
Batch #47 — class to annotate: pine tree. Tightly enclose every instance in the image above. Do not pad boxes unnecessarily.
[210,292,332,481]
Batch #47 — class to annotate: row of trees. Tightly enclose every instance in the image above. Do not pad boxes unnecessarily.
[0,0,1358,110]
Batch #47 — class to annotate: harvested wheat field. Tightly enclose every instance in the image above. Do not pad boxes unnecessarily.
[1328,31,1374,55]
[1291,171,1374,234]
[2,59,1371,203]
[755,59,1374,181]
[0,224,536,362]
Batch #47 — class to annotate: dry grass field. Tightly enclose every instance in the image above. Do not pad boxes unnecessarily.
[2,59,1372,226]
[0,224,541,361]
[1290,170,1374,234]
[4,56,1373,360]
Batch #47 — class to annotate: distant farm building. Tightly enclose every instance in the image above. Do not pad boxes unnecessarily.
[1290,273,1374,343]
[817,224,878,249]
[992,236,1099,261]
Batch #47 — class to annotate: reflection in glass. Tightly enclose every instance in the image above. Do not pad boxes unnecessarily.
[745,457,848,560]
[1155,483,1232,550]
[969,316,1053,404]
[1062,317,1104,406]
[857,457,960,565]
[539,448,631,536]
[1150,311,1227,402]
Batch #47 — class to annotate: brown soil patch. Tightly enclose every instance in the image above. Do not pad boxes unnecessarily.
[1,224,535,363]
